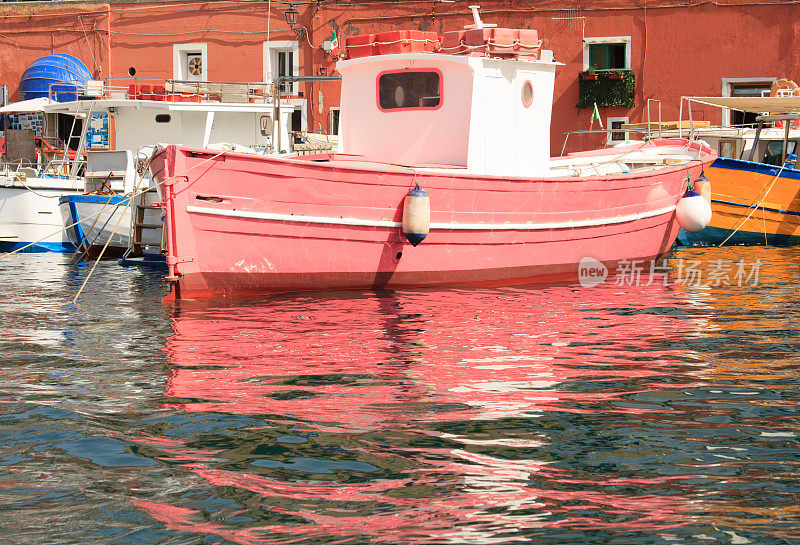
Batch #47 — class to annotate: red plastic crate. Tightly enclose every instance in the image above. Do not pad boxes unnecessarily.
[151,85,166,101]
[139,84,153,100]
[345,34,376,59]
[441,30,467,54]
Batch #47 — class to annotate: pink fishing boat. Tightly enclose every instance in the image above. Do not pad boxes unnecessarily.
[150,8,715,299]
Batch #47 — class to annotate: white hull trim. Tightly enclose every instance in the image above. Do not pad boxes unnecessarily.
[186,204,678,231]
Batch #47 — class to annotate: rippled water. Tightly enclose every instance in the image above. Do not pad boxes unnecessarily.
[1,247,799,544]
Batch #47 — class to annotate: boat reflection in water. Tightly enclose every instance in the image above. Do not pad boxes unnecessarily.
[135,282,724,542]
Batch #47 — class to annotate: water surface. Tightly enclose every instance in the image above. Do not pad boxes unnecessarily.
[0,247,798,544]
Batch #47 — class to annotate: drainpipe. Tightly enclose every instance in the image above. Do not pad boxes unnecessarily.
[107,4,113,80]
[273,78,280,153]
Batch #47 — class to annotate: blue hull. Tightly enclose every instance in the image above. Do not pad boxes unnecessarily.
[678,226,800,246]
[0,240,76,253]
[677,157,800,246]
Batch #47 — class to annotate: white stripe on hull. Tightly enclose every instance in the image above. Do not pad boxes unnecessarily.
[186,204,677,231]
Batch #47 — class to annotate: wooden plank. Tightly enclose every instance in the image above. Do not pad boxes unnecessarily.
[621,120,711,130]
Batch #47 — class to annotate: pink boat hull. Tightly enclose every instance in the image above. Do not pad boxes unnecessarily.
[151,141,714,298]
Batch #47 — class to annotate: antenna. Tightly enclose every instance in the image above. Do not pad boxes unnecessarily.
[468,5,483,28]
[465,5,496,29]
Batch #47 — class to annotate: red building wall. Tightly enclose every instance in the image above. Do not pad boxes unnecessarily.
[0,0,797,155]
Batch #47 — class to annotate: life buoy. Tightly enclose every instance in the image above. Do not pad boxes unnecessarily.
[770,79,800,128]
[770,78,800,97]
[774,118,800,129]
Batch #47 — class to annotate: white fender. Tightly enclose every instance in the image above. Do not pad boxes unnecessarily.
[402,183,430,246]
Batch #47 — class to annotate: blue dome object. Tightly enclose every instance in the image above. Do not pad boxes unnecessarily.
[19,54,92,102]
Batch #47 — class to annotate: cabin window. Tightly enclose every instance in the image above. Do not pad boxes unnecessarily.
[719,139,737,158]
[582,37,631,71]
[155,114,171,123]
[259,115,273,136]
[521,80,534,108]
[762,140,796,166]
[378,70,441,111]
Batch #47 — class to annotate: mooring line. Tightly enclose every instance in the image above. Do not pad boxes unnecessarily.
[0,148,230,260]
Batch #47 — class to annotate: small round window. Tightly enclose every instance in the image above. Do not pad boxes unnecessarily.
[155,114,171,123]
[521,80,534,108]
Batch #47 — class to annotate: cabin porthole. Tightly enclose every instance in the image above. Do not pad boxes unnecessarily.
[155,114,172,123]
[522,80,534,108]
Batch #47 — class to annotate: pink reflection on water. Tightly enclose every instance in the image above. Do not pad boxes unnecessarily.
[136,283,706,541]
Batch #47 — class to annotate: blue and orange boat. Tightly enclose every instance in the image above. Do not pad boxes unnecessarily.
[674,94,800,246]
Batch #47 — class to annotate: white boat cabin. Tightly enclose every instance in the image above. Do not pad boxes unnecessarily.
[336,24,557,176]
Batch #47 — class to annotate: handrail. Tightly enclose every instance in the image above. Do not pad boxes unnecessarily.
[272,75,342,153]
[646,99,661,139]
[47,77,281,103]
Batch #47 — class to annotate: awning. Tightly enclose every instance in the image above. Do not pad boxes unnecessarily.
[685,96,800,114]
[0,97,55,113]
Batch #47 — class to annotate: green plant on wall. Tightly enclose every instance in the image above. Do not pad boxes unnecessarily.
[578,69,635,108]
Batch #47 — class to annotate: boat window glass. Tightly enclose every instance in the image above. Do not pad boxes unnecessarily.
[762,140,796,166]
[378,71,441,110]
[719,139,736,158]
[521,80,534,108]
[155,114,171,123]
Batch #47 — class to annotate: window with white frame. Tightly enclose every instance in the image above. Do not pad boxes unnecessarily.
[723,77,776,126]
[583,37,631,71]
[264,40,300,96]
[607,116,630,144]
[173,43,207,81]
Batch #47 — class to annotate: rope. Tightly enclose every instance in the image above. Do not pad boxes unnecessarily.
[439,39,542,51]
[0,148,229,260]
[68,192,117,261]
[72,193,132,303]
[7,173,80,199]
[718,163,785,247]
[69,147,230,302]
[74,147,156,262]
[367,38,440,46]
